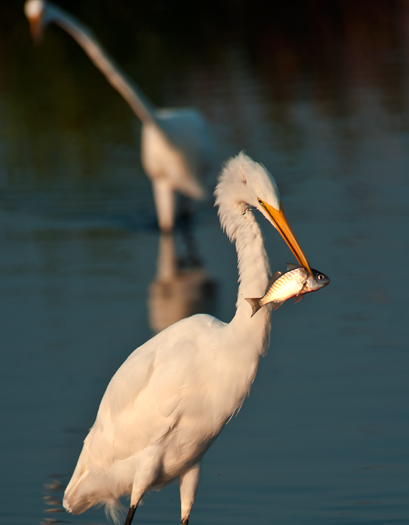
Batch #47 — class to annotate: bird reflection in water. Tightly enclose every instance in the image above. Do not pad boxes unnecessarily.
[148,216,217,333]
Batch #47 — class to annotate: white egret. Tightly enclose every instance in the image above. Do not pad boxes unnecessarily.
[24,0,216,232]
[62,152,314,525]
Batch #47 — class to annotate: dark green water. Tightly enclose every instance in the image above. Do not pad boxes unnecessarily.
[1,2,408,524]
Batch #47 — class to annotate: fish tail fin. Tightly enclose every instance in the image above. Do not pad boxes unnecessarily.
[245,297,262,317]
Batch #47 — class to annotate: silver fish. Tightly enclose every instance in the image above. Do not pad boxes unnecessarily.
[246,263,330,317]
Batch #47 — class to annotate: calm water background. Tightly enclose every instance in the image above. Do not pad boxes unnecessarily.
[1,1,409,523]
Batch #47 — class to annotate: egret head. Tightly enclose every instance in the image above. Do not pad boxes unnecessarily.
[216,152,313,275]
[24,0,47,42]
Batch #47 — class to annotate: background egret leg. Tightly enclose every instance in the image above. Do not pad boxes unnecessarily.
[152,178,175,232]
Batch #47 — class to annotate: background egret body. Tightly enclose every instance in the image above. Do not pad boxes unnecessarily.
[62,153,313,524]
[24,0,217,232]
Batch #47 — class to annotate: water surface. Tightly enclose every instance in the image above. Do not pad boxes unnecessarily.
[1,2,409,524]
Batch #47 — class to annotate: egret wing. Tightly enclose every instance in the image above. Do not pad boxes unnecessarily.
[87,315,218,464]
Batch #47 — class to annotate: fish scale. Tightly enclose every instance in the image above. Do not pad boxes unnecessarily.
[265,269,304,302]
[245,264,330,316]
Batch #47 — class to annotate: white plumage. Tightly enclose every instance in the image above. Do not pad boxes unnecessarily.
[61,152,312,525]
[24,0,217,232]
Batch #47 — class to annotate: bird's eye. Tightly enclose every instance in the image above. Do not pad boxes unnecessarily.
[257,198,263,205]
[317,274,324,280]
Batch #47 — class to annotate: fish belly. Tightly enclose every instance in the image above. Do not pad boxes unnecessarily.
[262,273,303,305]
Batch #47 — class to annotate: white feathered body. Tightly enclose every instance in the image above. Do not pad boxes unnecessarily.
[64,312,267,515]
[63,153,281,520]
[142,109,215,200]
[141,108,216,230]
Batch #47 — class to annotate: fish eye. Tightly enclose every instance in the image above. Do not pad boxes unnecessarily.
[317,274,324,280]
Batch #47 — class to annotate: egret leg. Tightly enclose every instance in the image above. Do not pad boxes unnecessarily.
[179,199,202,268]
[124,504,137,525]
[124,444,162,525]
[180,463,201,525]
[179,195,192,227]
[152,179,175,232]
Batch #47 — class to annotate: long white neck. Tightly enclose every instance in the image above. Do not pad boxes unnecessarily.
[47,3,156,124]
[218,198,272,358]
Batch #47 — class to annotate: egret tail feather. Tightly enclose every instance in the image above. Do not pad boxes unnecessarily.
[63,460,123,523]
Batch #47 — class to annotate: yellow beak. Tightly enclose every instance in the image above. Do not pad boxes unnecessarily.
[27,13,43,42]
[260,200,313,276]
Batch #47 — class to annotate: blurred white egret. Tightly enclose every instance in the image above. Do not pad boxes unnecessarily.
[24,0,216,232]
[61,152,313,525]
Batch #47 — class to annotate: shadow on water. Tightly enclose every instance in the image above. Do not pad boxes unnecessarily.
[1,1,409,524]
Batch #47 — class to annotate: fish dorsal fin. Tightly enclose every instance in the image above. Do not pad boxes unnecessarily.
[286,262,301,271]
[294,294,305,304]
[265,271,282,291]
